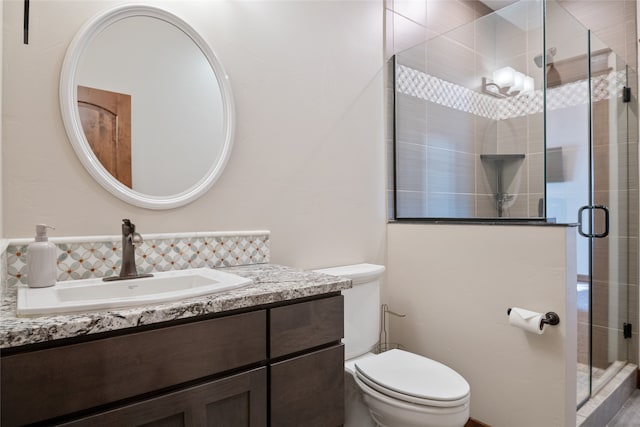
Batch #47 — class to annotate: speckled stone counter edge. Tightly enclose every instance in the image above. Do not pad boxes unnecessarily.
[0,264,351,349]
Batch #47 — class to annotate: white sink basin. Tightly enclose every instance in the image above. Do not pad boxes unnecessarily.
[17,268,252,316]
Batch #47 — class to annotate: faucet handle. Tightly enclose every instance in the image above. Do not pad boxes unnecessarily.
[131,232,144,247]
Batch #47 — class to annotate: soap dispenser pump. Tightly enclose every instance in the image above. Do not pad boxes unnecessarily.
[27,224,57,288]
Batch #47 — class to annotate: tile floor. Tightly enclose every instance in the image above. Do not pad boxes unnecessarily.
[608,389,640,426]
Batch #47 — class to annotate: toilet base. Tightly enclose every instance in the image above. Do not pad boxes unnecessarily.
[356,375,469,427]
[344,371,377,427]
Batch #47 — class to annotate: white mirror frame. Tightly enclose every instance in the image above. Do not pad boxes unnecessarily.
[60,4,235,210]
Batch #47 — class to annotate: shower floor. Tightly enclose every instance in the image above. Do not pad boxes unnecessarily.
[577,362,608,405]
[576,280,611,405]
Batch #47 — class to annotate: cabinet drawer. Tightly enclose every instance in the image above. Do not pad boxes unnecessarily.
[271,344,345,427]
[61,367,267,427]
[270,295,343,358]
[1,310,266,426]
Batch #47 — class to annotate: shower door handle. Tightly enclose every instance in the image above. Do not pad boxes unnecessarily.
[578,205,609,238]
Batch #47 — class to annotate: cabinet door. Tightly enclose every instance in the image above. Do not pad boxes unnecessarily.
[61,367,267,427]
[270,345,344,427]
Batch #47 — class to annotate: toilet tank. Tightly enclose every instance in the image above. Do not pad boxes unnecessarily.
[313,264,385,360]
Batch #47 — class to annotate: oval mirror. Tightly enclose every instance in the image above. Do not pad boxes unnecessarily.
[60,4,235,209]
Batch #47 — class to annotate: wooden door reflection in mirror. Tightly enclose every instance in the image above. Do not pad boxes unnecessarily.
[78,85,132,188]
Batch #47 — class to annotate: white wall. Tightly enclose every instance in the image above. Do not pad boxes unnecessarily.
[2,0,386,269]
[0,0,4,238]
[386,223,577,427]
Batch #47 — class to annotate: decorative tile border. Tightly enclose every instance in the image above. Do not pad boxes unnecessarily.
[396,65,498,120]
[396,64,626,121]
[498,89,544,120]
[3,231,270,287]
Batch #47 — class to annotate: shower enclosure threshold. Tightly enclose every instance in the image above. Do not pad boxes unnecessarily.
[591,360,626,397]
[577,362,637,426]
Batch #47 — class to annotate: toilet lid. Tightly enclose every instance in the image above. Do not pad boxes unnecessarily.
[354,349,470,403]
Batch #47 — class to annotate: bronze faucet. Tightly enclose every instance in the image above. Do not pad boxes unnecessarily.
[103,219,153,282]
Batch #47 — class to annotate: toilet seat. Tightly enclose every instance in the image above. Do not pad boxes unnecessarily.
[356,370,470,408]
[354,349,470,408]
[353,374,470,427]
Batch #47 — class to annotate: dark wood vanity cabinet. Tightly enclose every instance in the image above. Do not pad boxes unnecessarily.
[1,294,344,427]
[269,295,345,427]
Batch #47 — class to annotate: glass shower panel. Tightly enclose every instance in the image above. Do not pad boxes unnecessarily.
[394,41,429,218]
[590,35,635,394]
[543,0,592,407]
[545,0,635,407]
[488,1,545,219]
[393,0,544,219]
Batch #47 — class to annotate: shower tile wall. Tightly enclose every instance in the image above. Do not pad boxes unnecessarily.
[396,70,628,218]
[385,0,492,217]
[387,0,638,216]
[394,96,480,217]
[485,2,544,218]
[391,1,544,219]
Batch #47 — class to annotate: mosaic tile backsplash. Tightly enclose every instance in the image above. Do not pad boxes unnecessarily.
[3,231,269,287]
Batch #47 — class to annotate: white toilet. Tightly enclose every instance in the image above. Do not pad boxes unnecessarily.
[314,263,470,427]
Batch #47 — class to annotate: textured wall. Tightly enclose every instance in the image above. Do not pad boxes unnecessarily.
[387,223,577,427]
[2,0,386,270]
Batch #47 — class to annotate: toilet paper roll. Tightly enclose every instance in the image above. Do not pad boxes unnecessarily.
[508,307,545,335]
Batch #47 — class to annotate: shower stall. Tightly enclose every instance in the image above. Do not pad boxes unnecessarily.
[391,0,638,410]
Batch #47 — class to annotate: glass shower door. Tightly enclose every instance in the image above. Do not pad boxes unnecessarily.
[588,38,634,398]
[545,0,635,408]
[544,1,592,404]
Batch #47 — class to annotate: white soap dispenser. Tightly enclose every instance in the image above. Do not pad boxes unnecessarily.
[27,224,57,288]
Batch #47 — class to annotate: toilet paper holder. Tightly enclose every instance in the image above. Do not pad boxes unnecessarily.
[507,308,560,330]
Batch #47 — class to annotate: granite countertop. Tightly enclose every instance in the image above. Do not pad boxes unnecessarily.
[0,264,351,349]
